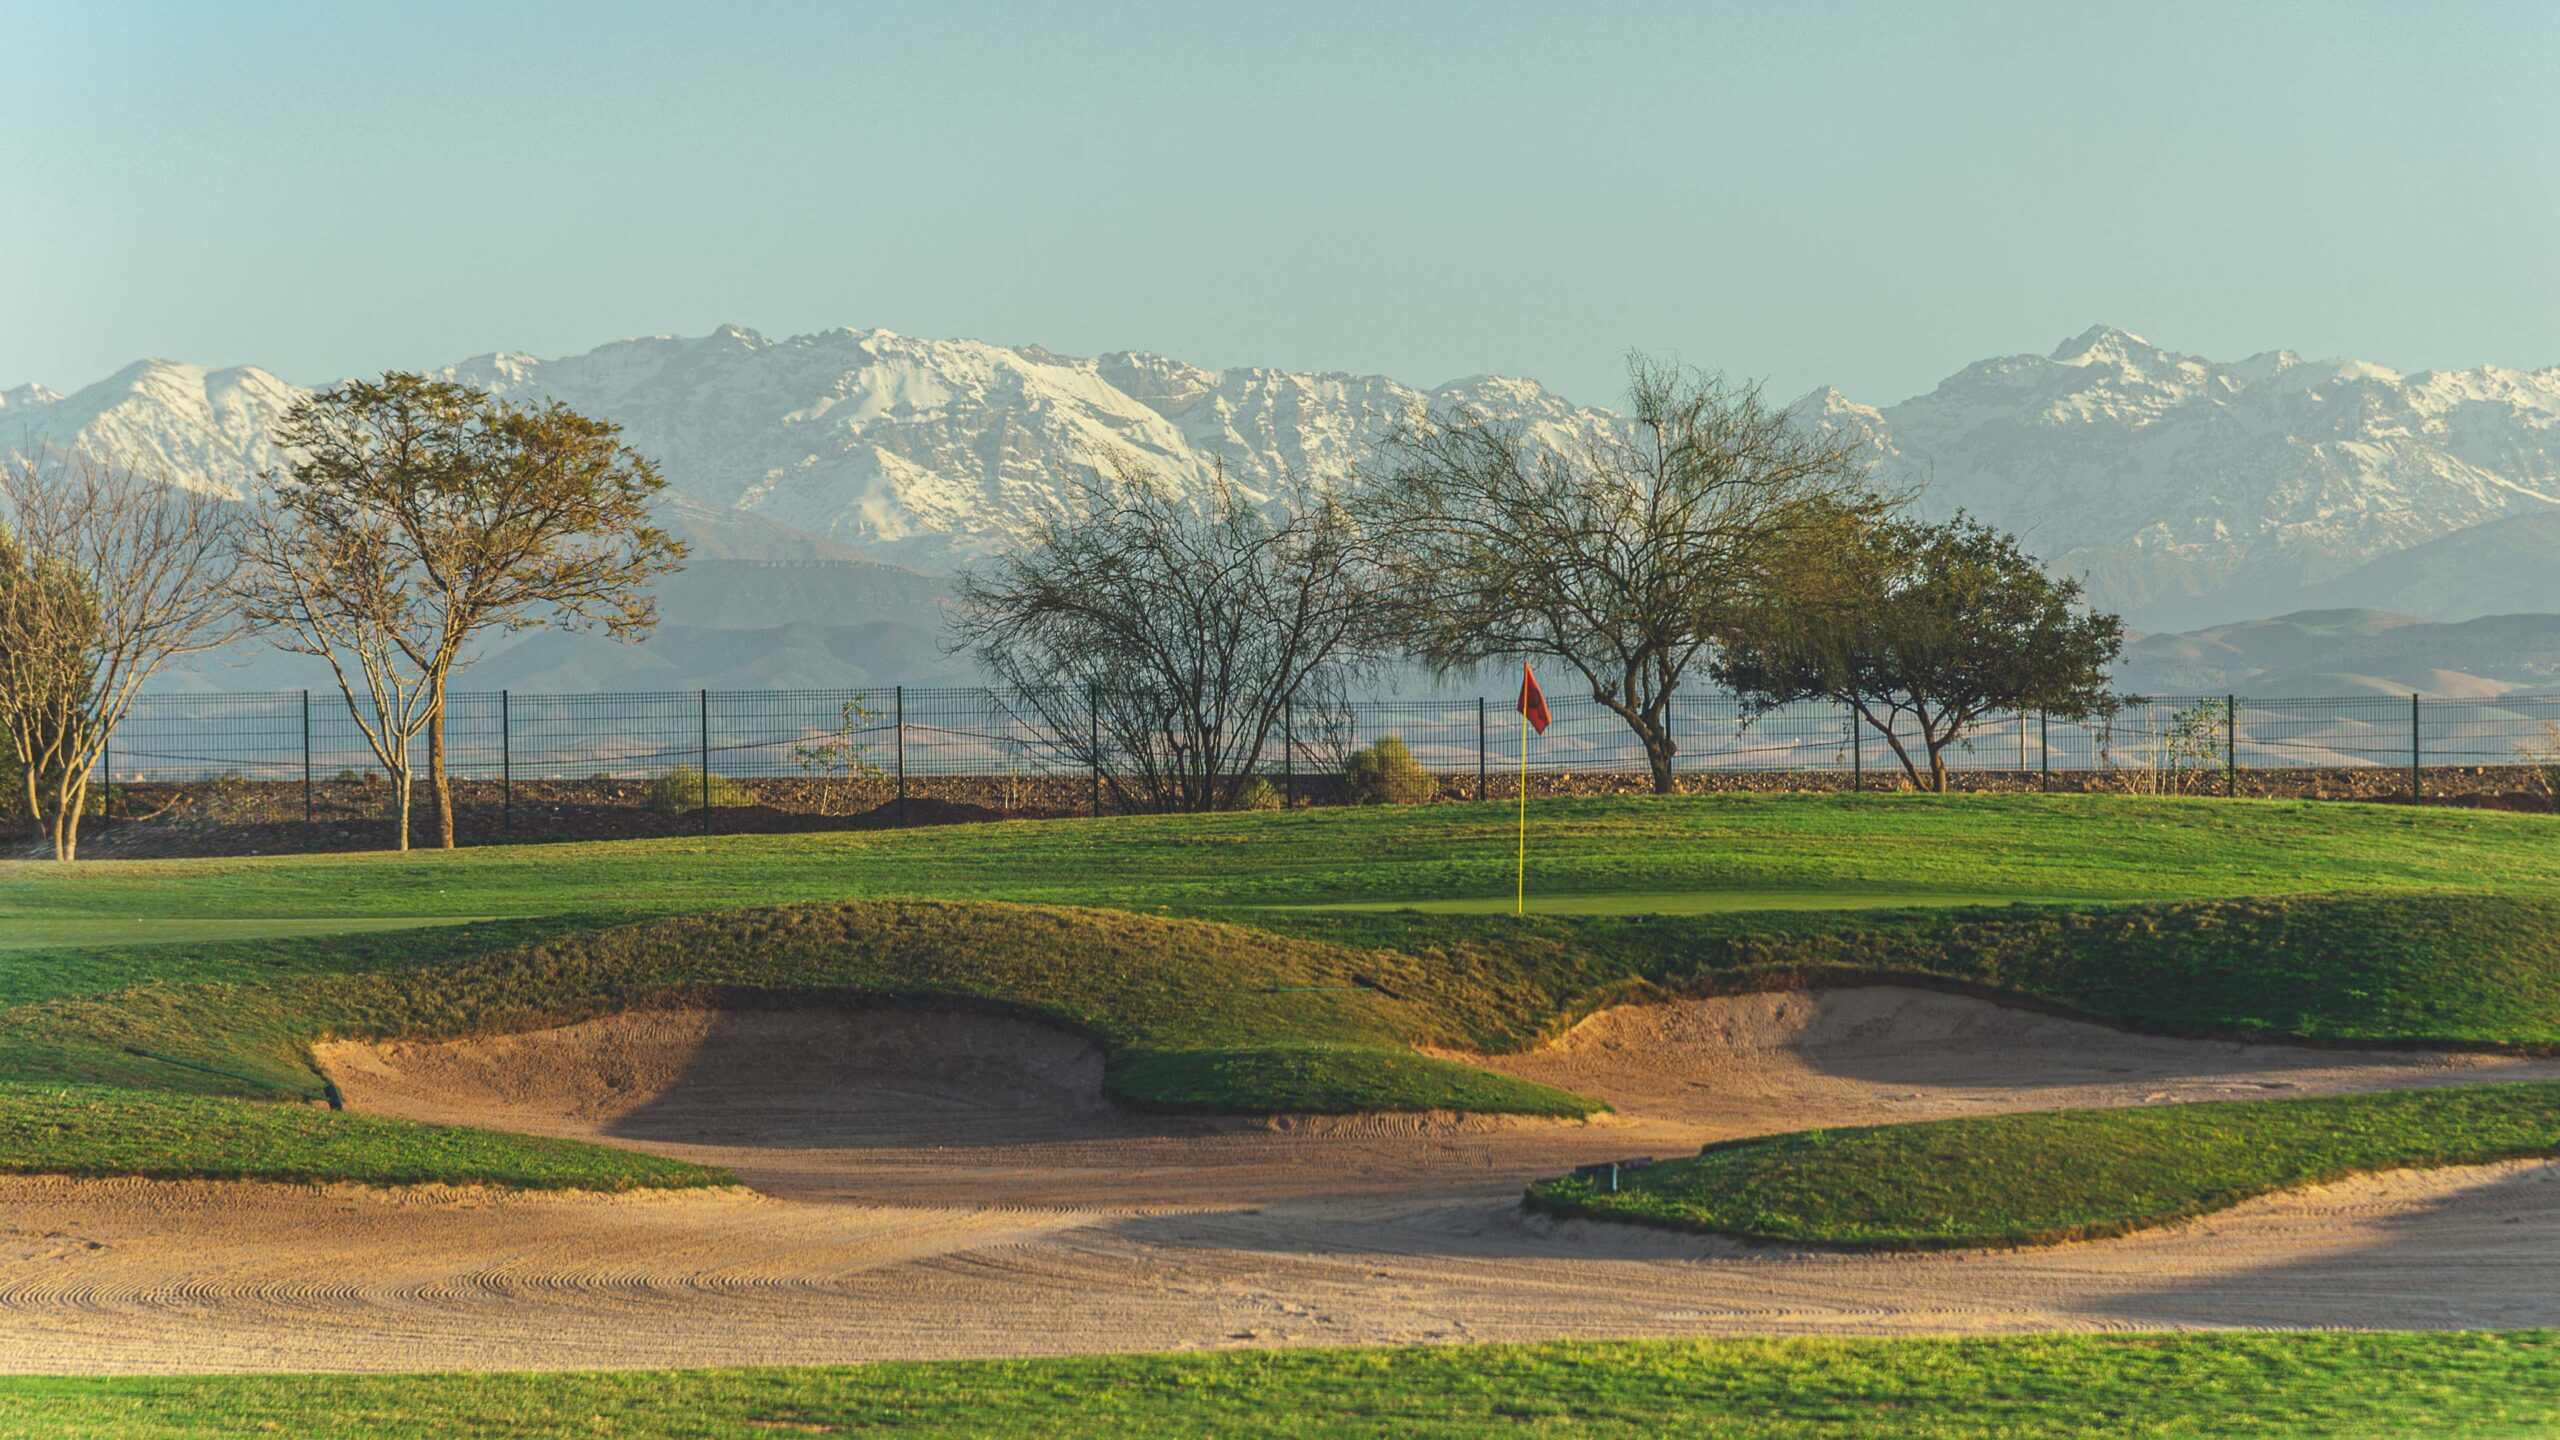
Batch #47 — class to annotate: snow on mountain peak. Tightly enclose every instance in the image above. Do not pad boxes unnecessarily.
[2050,324,2155,362]
[10,324,2560,631]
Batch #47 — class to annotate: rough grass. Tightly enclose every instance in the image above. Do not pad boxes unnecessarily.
[0,1082,730,1191]
[6,1332,2559,1438]
[1527,1080,2560,1248]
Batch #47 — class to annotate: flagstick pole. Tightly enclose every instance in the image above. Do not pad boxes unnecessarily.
[1517,704,1529,916]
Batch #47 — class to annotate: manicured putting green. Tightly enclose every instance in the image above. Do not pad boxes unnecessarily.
[0,916,502,951]
[1283,888,2046,915]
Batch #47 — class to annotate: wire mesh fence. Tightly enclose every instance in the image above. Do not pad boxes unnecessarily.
[95,685,2560,795]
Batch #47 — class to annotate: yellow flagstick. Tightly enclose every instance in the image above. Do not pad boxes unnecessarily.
[1516,701,1529,915]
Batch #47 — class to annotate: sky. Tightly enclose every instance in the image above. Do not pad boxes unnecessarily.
[6,0,2557,409]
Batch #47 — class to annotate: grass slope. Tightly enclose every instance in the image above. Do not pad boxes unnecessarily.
[1528,1081,2560,1248]
[0,1082,729,1191]
[7,1333,2559,1438]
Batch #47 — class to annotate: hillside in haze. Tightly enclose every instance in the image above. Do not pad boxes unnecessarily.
[10,323,2559,691]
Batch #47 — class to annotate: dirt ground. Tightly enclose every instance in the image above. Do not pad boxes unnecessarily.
[6,990,2560,1374]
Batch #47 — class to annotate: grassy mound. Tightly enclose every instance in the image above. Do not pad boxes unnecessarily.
[8,795,2560,1189]
[0,1082,729,1192]
[1527,1080,2560,1249]
[11,887,2560,1188]
[6,1332,2556,1438]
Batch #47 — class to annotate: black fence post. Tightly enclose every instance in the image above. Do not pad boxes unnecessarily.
[700,689,711,836]
[2038,710,2049,792]
[2225,694,2237,798]
[2411,692,2422,802]
[1477,697,1488,802]
[1282,697,1295,808]
[101,734,112,824]
[1848,704,1861,792]
[895,685,907,828]
[500,690,512,841]
[301,689,313,839]
[1088,683,1101,818]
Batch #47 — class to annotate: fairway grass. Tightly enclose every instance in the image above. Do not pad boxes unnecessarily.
[1278,887,2050,915]
[1528,1080,2560,1248]
[9,794,2560,936]
[8,1332,2558,1438]
[0,915,503,951]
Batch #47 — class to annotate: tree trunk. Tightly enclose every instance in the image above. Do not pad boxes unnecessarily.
[392,762,413,852]
[426,683,455,849]
[47,771,86,861]
[1926,742,1950,793]
[1644,727,1677,795]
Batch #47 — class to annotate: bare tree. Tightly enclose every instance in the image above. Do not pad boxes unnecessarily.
[0,448,242,860]
[1360,355,1885,793]
[951,459,1383,812]
[239,375,684,850]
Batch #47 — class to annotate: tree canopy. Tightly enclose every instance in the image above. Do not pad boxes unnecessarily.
[1715,513,2124,792]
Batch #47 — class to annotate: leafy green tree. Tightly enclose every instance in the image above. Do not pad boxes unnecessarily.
[242,375,686,849]
[1714,514,2124,792]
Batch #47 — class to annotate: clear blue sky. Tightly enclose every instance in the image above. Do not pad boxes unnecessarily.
[7,0,2555,408]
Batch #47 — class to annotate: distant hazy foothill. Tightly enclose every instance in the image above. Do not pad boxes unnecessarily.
[6,322,2557,694]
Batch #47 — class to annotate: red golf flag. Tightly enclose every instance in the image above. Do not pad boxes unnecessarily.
[1516,663,1551,735]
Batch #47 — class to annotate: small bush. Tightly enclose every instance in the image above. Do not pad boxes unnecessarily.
[645,767,756,814]
[1342,736,1435,806]
[1230,777,1283,811]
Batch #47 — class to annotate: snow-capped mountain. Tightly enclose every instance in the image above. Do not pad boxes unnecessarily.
[10,323,2560,631]
[1793,326,2560,628]
[438,326,1624,570]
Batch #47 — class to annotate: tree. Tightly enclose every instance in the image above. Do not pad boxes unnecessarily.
[1360,355,1883,794]
[1714,514,2125,792]
[240,374,684,850]
[950,459,1382,813]
[0,448,242,860]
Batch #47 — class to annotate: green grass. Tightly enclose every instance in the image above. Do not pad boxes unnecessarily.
[1528,1080,2560,1249]
[9,793,2559,937]
[0,1081,730,1191]
[7,794,2560,1194]
[6,1333,2559,1437]
[0,915,505,951]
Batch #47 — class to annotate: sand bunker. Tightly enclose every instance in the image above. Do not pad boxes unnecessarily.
[8,988,2560,1373]
[320,1008,1113,1149]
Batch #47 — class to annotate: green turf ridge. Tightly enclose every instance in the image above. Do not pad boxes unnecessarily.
[6,1333,2559,1438]
[0,1082,731,1192]
[7,796,2560,1190]
[1526,1079,2560,1249]
[11,887,2560,1188]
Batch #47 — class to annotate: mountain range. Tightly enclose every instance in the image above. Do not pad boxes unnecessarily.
[7,324,2558,693]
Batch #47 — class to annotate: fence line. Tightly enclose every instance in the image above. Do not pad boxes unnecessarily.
[91,686,2560,801]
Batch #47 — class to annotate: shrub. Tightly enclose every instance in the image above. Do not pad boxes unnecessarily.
[1230,777,1284,811]
[1342,736,1434,805]
[645,767,756,814]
